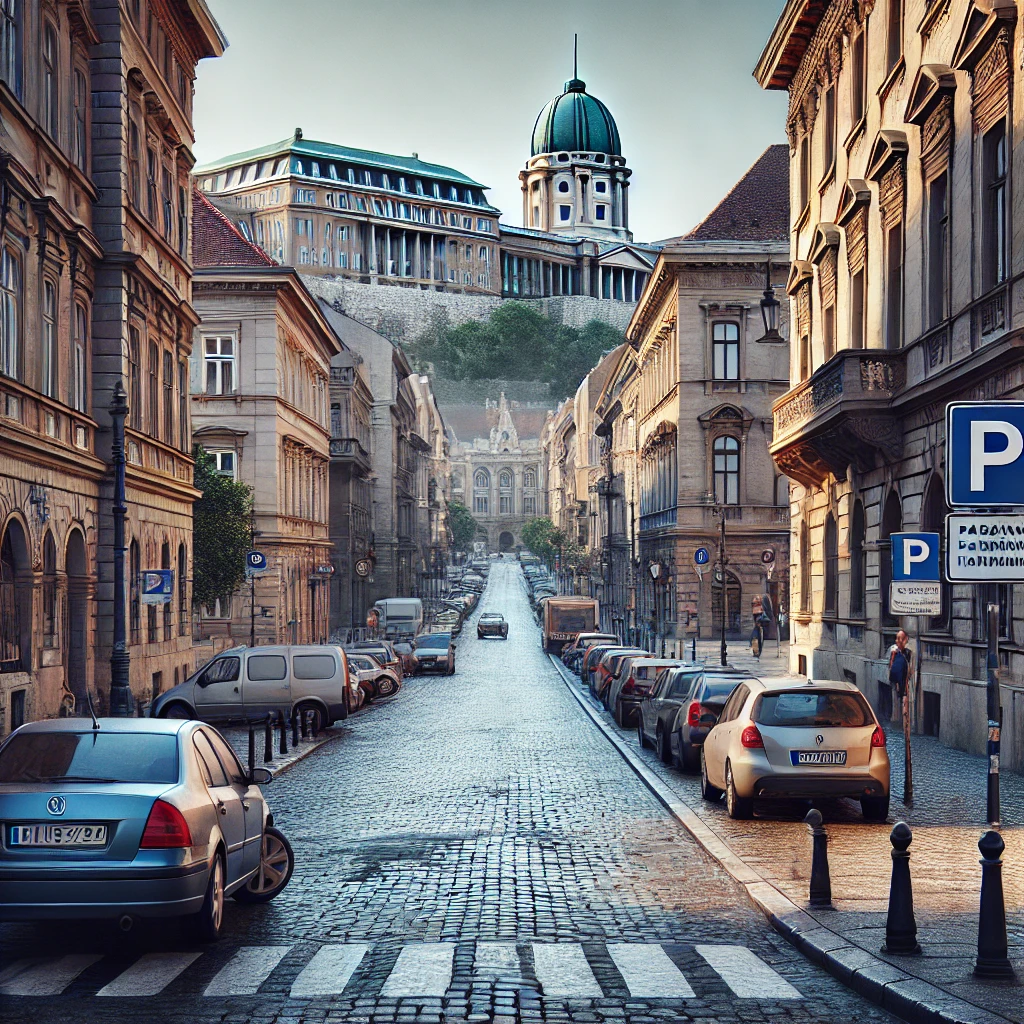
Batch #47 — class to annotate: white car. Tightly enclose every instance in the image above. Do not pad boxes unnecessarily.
[345,654,401,701]
[700,677,891,821]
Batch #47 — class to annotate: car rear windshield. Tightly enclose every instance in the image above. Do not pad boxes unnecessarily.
[416,634,450,647]
[755,690,874,729]
[0,732,179,784]
[699,677,745,699]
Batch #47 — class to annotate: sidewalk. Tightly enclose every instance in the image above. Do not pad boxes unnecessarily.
[551,655,1023,1024]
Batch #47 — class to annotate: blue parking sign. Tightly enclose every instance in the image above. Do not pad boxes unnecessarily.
[694,547,710,565]
[891,533,940,582]
[947,402,1024,506]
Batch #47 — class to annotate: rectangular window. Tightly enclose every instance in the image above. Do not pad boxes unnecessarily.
[203,335,235,395]
[41,280,56,397]
[294,188,316,204]
[799,136,810,212]
[0,0,20,98]
[596,205,607,221]
[178,360,187,450]
[43,23,58,138]
[499,495,511,515]
[177,185,188,257]
[72,303,87,412]
[0,248,20,381]
[147,342,159,436]
[887,0,903,74]
[524,495,536,515]
[206,449,236,479]
[162,350,173,442]
[851,30,866,124]
[822,85,835,173]
[72,68,87,170]
[146,148,158,222]
[927,172,949,327]
[712,322,739,380]
[128,118,141,208]
[474,495,488,514]
[983,121,1007,290]
[128,326,141,429]
[885,222,904,348]
[161,163,173,241]
[559,205,571,221]
[822,303,836,361]
[850,269,865,349]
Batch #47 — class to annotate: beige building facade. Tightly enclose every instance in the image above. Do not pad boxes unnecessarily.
[757,0,1024,766]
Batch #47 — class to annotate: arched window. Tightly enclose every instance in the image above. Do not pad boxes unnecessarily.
[558,180,570,193]
[524,467,537,489]
[499,470,513,489]
[129,539,141,644]
[850,501,866,618]
[922,477,950,631]
[880,490,902,627]
[713,436,740,505]
[161,542,171,641]
[474,469,489,490]
[499,469,513,515]
[0,520,27,671]
[799,521,811,614]
[42,532,57,648]
[824,513,838,616]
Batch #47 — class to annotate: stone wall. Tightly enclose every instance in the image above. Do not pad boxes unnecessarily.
[301,275,638,346]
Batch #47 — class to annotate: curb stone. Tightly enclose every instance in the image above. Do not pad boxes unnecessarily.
[548,654,1013,1024]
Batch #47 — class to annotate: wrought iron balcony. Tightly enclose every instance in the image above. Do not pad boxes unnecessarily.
[771,348,906,488]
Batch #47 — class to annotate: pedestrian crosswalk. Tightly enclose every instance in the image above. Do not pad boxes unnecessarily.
[0,940,804,1002]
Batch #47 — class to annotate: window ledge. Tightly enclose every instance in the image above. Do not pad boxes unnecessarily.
[794,203,811,234]
[818,161,837,195]
[844,115,867,153]
[877,57,906,106]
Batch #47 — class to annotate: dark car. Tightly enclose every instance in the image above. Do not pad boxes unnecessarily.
[670,670,751,771]
[392,641,417,678]
[593,648,647,702]
[637,666,707,764]
[477,612,508,639]
[581,643,624,687]
[411,632,456,675]
[609,658,680,728]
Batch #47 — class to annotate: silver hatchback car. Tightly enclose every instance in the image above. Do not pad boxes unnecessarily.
[700,678,891,821]
[0,718,293,940]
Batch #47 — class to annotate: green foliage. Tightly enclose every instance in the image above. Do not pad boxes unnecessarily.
[447,499,478,552]
[192,446,254,608]
[409,302,625,399]
[520,517,561,565]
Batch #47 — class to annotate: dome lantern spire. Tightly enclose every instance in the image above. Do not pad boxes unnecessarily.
[565,33,585,93]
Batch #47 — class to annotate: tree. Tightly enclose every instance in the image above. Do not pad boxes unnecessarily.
[191,446,254,608]
[520,517,561,565]
[447,499,478,552]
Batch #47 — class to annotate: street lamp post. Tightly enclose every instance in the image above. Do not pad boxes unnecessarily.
[710,499,728,667]
[108,381,131,716]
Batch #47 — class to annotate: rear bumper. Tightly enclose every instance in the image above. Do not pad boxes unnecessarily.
[752,775,888,800]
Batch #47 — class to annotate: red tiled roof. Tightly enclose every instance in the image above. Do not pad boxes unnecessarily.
[661,145,790,245]
[192,189,276,268]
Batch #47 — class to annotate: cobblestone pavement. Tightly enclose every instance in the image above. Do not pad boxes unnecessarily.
[0,562,895,1023]
[566,638,1024,1021]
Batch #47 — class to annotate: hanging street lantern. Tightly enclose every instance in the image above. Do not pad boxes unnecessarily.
[756,258,784,344]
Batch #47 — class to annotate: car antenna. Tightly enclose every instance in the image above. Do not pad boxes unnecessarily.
[86,688,101,730]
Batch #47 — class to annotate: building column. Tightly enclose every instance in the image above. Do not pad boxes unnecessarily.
[429,234,435,281]
[370,224,377,278]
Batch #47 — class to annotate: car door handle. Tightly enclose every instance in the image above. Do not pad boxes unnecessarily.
[217,802,227,815]
[242,801,250,811]
[234,687,239,693]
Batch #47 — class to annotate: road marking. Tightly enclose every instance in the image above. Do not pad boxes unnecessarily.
[474,942,520,975]
[695,945,802,999]
[204,946,291,996]
[289,944,369,998]
[379,943,454,997]
[606,943,695,998]
[0,954,103,995]
[531,943,603,999]
[97,952,203,997]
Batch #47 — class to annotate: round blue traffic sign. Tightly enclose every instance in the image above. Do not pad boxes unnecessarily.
[694,547,711,566]
[246,550,268,573]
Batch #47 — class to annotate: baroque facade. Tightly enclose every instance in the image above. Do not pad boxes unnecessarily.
[190,191,338,646]
[756,0,1024,767]
[0,0,224,726]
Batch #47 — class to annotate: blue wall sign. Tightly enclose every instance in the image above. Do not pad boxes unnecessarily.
[947,402,1024,507]
[245,550,268,575]
[891,532,941,582]
[694,547,710,565]
[140,569,174,605]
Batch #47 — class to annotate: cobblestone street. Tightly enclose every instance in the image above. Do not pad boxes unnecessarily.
[0,563,894,1023]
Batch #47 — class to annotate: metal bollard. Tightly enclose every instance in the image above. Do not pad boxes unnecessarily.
[291,710,299,747]
[263,715,273,763]
[691,636,696,663]
[804,809,832,907]
[974,830,1015,978]
[278,711,288,756]
[307,709,316,737]
[882,822,921,955]
[247,721,256,778]
[300,709,308,740]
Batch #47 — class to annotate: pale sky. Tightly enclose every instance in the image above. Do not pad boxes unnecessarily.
[193,0,789,244]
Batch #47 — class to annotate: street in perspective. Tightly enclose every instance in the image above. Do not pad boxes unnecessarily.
[1,1,1024,1022]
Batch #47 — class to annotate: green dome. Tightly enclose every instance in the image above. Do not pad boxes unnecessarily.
[531,78,621,158]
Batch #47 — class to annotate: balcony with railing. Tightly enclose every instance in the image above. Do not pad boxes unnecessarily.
[771,348,905,488]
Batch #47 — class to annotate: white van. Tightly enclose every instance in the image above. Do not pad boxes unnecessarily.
[372,598,424,639]
[150,645,356,730]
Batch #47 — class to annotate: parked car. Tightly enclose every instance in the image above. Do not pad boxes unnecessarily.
[608,658,680,728]
[433,608,464,636]
[371,598,424,640]
[477,612,508,639]
[700,678,891,821]
[581,643,625,689]
[638,666,706,763]
[593,648,647,702]
[411,632,456,675]
[392,641,417,678]
[669,669,750,771]
[152,646,354,731]
[0,718,293,939]
[348,640,404,681]
[345,653,401,702]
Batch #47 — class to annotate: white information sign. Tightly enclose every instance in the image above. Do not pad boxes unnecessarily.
[889,581,941,615]
[946,513,1024,582]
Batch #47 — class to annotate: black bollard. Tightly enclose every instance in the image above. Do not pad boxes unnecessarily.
[300,708,308,740]
[691,635,696,663]
[247,721,256,778]
[805,809,832,907]
[292,709,299,747]
[882,822,921,955]
[278,711,288,756]
[263,714,273,763]
[974,830,1015,978]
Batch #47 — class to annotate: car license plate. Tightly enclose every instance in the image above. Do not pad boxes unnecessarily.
[791,750,847,766]
[8,823,108,847]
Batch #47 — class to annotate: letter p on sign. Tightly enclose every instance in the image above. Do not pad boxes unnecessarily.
[891,533,940,582]
[947,403,1024,506]
[970,421,1023,491]
[902,538,930,575]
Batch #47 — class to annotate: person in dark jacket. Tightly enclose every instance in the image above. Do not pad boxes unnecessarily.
[888,630,912,724]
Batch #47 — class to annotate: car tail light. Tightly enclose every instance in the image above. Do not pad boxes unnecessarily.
[621,676,635,695]
[740,724,764,749]
[687,701,701,727]
[140,799,193,849]
[871,725,886,748]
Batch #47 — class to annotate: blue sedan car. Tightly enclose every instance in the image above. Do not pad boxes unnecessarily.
[0,718,293,940]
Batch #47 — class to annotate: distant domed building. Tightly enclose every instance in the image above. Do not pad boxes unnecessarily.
[520,49,632,243]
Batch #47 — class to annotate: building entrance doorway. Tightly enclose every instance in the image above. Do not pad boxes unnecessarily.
[499,531,514,553]
[711,572,742,638]
[65,530,89,713]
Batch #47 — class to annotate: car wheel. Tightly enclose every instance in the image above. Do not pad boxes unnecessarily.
[861,795,890,822]
[678,733,699,773]
[294,700,324,735]
[374,676,398,698]
[725,761,753,820]
[700,749,722,802]
[191,852,225,942]
[233,827,294,904]
[160,702,193,720]
[657,725,672,765]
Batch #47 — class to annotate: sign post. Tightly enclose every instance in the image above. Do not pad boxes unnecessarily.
[760,547,778,657]
[945,401,1024,826]
[245,551,268,648]
[693,547,709,664]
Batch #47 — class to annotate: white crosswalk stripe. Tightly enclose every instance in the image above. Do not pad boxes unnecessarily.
[606,943,696,999]
[473,942,521,975]
[97,952,203,997]
[379,943,455,997]
[204,946,291,997]
[695,944,803,999]
[289,944,369,998]
[531,943,603,999]
[0,954,103,996]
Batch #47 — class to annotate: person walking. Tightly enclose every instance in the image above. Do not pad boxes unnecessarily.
[888,630,912,723]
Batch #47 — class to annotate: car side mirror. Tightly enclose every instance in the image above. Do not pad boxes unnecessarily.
[249,767,273,785]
